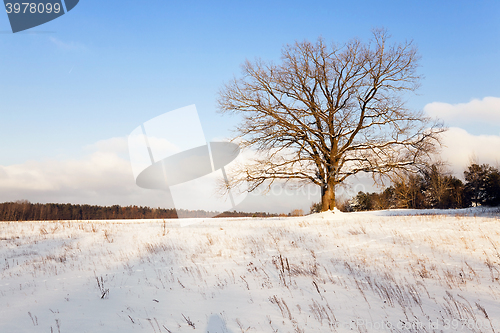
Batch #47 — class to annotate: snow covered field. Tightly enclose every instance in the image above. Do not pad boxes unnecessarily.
[1,208,500,332]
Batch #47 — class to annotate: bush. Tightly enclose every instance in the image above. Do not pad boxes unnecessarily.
[290,209,304,216]
[309,202,322,214]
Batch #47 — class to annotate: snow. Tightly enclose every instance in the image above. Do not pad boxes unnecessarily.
[1,208,500,332]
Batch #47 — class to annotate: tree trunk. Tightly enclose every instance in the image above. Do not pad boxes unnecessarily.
[321,180,336,211]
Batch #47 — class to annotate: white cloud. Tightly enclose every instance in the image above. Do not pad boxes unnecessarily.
[438,127,500,176]
[0,137,175,208]
[423,96,500,176]
[0,137,252,212]
[424,96,500,132]
[49,37,87,51]
[84,137,129,154]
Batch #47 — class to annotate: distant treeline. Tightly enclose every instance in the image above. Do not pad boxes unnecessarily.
[328,162,500,213]
[0,201,277,221]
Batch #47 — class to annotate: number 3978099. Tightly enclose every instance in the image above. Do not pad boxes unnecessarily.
[5,3,61,14]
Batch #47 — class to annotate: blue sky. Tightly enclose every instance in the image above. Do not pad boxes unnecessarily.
[1,0,500,212]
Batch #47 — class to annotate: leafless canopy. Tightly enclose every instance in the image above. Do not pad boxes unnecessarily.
[218,29,445,211]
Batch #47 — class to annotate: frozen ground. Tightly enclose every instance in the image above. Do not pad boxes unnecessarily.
[1,208,500,332]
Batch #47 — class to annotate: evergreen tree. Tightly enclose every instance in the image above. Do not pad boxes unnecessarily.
[464,163,500,207]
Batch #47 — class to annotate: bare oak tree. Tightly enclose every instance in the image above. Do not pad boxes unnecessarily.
[217,30,445,211]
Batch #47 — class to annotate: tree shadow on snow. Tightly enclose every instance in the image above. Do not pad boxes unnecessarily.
[205,314,234,333]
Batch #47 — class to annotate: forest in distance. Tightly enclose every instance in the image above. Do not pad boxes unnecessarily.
[333,162,500,213]
[0,201,277,222]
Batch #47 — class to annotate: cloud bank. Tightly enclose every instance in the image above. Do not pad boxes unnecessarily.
[425,96,500,135]
[438,127,500,174]
[0,137,175,208]
[424,96,500,175]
